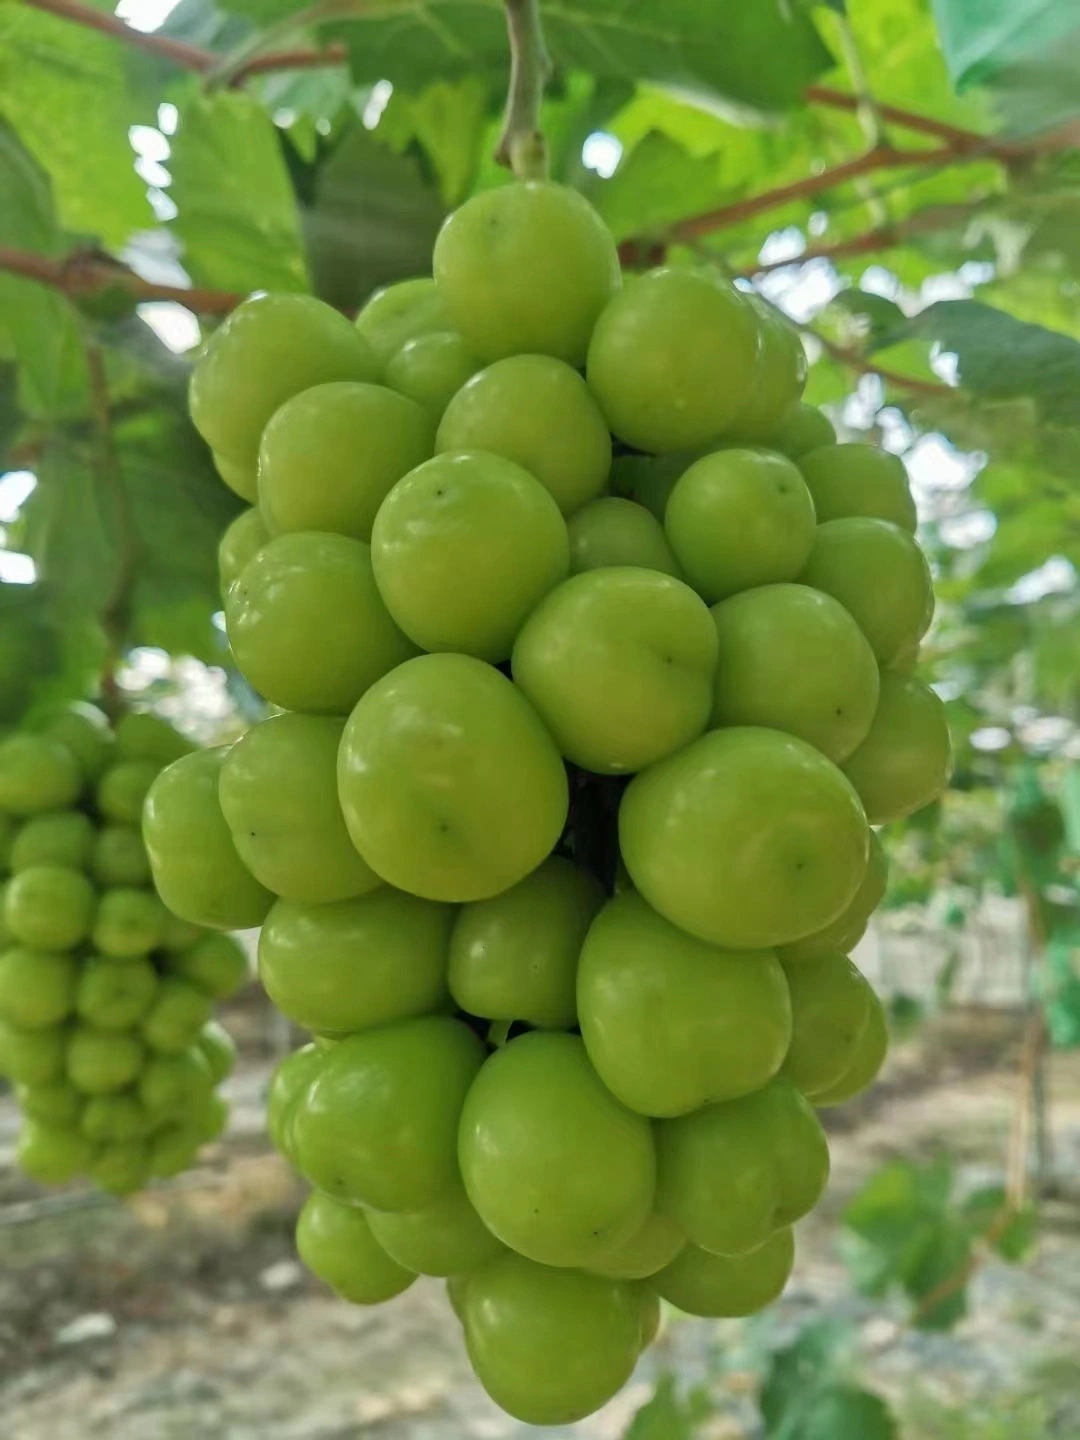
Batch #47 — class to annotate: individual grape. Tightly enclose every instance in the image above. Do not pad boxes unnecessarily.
[799,516,934,665]
[0,1021,66,1084]
[91,887,168,957]
[842,673,952,823]
[448,856,603,1030]
[81,1093,153,1143]
[0,947,78,1029]
[0,734,81,814]
[384,330,481,420]
[218,507,268,594]
[433,181,620,365]
[191,1090,229,1145]
[355,277,447,368]
[16,1120,94,1184]
[772,402,836,460]
[159,912,205,953]
[370,451,570,661]
[167,933,250,1000]
[435,355,611,515]
[36,701,113,782]
[296,1191,416,1305]
[654,1227,794,1316]
[586,267,760,452]
[76,955,158,1030]
[730,295,807,443]
[18,1079,83,1126]
[139,1046,214,1120]
[656,1077,829,1256]
[709,583,880,762]
[213,450,257,503]
[779,830,887,963]
[291,1016,484,1211]
[636,1284,662,1349]
[619,727,869,949]
[366,1180,505,1277]
[461,1253,641,1426]
[814,986,889,1107]
[219,713,381,903]
[610,449,707,521]
[196,1021,236,1085]
[266,1043,323,1162]
[782,953,873,1098]
[66,1025,144,1095]
[567,497,681,577]
[258,889,452,1035]
[225,532,417,714]
[664,448,817,602]
[798,443,916,531]
[91,825,151,887]
[89,1141,151,1196]
[10,810,94,872]
[0,813,15,870]
[97,760,159,825]
[113,712,191,766]
[258,382,434,541]
[587,1212,685,1281]
[459,1032,655,1268]
[338,654,568,903]
[577,892,792,1117]
[512,568,717,774]
[446,1272,470,1323]
[189,293,378,472]
[141,978,215,1054]
[143,748,274,930]
[4,866,96,950]
[147,1124,202,1179]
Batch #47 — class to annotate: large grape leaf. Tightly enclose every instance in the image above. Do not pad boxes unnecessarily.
[932,0,1079,91]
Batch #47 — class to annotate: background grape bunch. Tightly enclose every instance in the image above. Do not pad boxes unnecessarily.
[154,178,952,1426]
[0,706,247,1196]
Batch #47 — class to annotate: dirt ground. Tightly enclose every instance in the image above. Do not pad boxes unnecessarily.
[1,998,1079,1440]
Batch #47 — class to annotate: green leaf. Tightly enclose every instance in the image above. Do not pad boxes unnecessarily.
[759,1320,848,1436]
[591,131,721,242]
[903,1220,971,1331]
[960,1186,1039,1262]
[169,91,310,294]
[932,0,1080,128]
[625,1374,710,1440]
[798,1387,899,1440]
[379,74,493,206]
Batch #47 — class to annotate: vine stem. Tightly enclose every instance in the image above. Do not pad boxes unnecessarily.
[495,0,551,178]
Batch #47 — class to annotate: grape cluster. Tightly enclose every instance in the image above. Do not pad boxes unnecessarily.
[0,706,247,1195]
[173,179,951,1426]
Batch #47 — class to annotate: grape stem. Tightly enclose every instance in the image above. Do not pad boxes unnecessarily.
[495,0,552,180]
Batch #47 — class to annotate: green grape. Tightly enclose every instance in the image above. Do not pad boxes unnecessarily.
[512,568,717,775]
[782,952,872,1098]
[141,978,215,1054]
[168,933,250,1000]
[577,892,791,1118]
[587,1212,685,1281]
[219,713,381,903]
[433,181,620,365]
[0,813,15,870]
[654,1227,794,1317]
[292,1016,484,1211]
[710,584,880,763]
[81,1092,153,1143]
[195,1021,236,1086]
[76,955,158,1031]
[435,355,611,516]
[814,986,888,1107]
[459,1032,655,1268]
[266,1043,323,1162]
[338,654,568,903]
[92,887,168,957]
[17,1119,94,1184]
[0,734,81,814]
[218,507,268,594]
[11,810,94,872]
[799,517,934,665]
[586,267,760,452]
[656,1077,829,1256]
[779,830,887,963]
[296,1191,416,1305]
[143,748,273,930]
[0,1021,66,1084]
[567,497,681,577]
[139,1046,213,1120]
[91,825,151,887]
[610,449,704,522]
[160,912,205,953]
[448,856,603,1030]
[66,1026,145,1095]
[384,330,481,420]
[97,761,159,825]
[619,727,869,950]
[259,888,451,1035]
[191,1090,228,1144]
[730,295,807,443]
[147,1124,202,1179]
[370,451,570,662]
[36,701,113,782]
[189,293,378,471]
[213,450,257,503]
[842,673,952,824]
[366,1180,505,1276]
[355,277,447,368]
[89,1141,151,1196]
[258,382,433,541]
[664,448,816,602]
[798,443,916,531]
[225,532,417,715]
[0,947,78,1029]
[772,402,836,459]
[4,865,96,950]
[114,712,192,766]
[446,1272,470,1323]
[17,1079,83,1126]
[636,1284,662,1349]
[462,1253,641,1426]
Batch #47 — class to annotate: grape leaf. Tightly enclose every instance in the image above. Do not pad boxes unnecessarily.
[798,1387,899,1440]
[625,1375,711,1440]
[590,131,721,242]
[378,74,494,206]
[932,0,1080,91]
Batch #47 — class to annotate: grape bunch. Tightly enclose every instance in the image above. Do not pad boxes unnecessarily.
[0,706,247,1196]
[173,179,951,1425]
